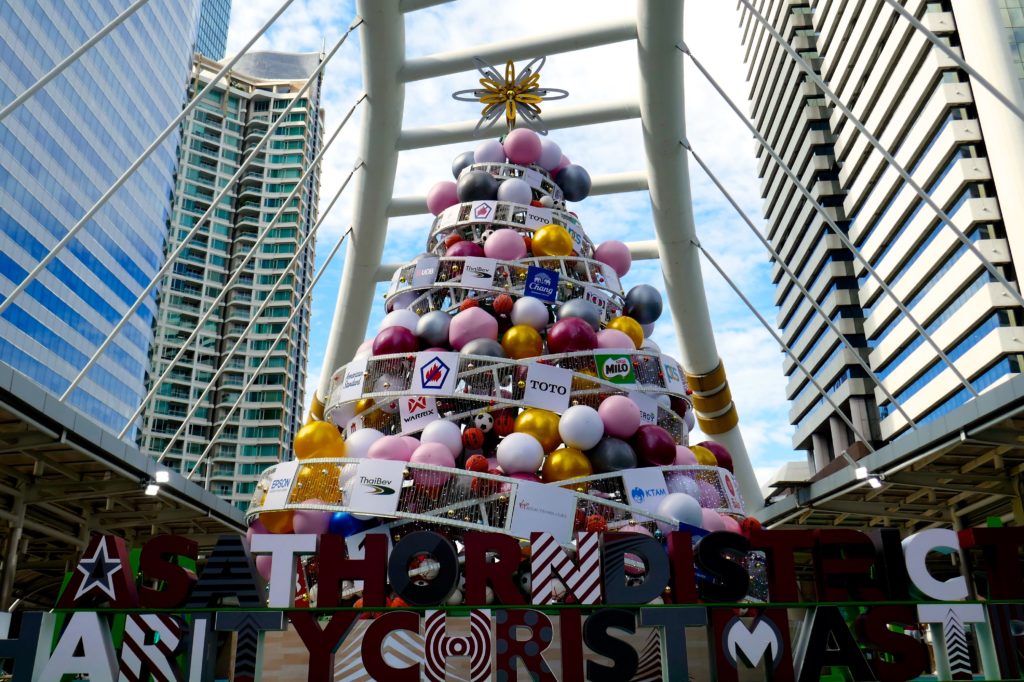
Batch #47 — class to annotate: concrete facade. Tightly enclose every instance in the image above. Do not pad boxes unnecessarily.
[740,0,1024,472]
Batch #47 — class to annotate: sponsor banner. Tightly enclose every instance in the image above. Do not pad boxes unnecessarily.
[508,480,576,545]
[594,353,636,385]
[524,266,559,302]
[348,459,406,516]
[413,351,460,395]
[621,468,670,515]
[459,257,498,286]
[662,355,686,394]
[412,256,440,287]
[628,391,660,425]
[338,358,368,403]
[263,461,299,509]
[398,395,439,433]
[471,201,494,221]
[564,223,586,253]
[583,285,610,315]
[523,363,573,412]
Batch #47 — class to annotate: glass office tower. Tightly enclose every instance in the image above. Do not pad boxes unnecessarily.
[197,0,232,60]
[0,1,230,435]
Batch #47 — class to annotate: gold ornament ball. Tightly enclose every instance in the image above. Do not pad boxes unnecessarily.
[532,224,574,257]
[354,398,375,415]
[294,421,345,460]
[607,315,644,349]
[514,408,562,453]
[260,510,294,534]
[542,447,593,482]
[501,324,544,359]
[691,445,718,466]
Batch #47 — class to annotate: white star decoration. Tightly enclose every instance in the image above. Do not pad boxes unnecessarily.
[74,538,123,601]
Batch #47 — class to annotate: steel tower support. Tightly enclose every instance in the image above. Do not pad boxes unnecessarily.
[635,0,760,510]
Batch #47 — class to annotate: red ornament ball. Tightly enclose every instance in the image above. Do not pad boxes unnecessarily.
[631,424,676,466]
[586,515,608,533]
[493,294,514,316]
[465,453,489,471]
[493,410,516,437]
[459,298,480,312]
[444,233,463,248]
[739,516,762,537]
[463,428,486,450]
[697,440,734,473]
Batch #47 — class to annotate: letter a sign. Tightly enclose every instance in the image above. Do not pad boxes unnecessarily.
[522,364,572,412]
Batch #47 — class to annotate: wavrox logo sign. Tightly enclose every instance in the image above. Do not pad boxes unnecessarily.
[399,395,438,433]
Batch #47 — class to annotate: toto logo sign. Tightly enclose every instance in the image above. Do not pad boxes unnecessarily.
[528,379,567,395]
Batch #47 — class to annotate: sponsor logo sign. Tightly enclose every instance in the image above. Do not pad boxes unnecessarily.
[473,202,493,220]
[348,459,406,516]
[524,266,559,302]
[523,363,573,412]
[628,391,660,425]
[583,285,610,315]
[662,356,687,394]
[594,353,636,385]
[338,358,368,402]
[621,468,669,515]
[508,480,576,544]
[413,351,459,395]
[399,395,439,433]
[412,256,440,287]
[459,257,497,285]
[262,461,299,510]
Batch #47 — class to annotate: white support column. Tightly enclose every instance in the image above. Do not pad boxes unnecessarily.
[316,0,406,407]
[952,0,1024,268]
[635,0,760,510]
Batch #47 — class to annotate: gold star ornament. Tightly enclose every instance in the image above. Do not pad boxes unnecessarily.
[453,56,568,134]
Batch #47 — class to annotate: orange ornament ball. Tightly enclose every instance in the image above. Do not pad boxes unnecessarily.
[459,298,480,311]
[260,510,294,534]
[493,293,514,316]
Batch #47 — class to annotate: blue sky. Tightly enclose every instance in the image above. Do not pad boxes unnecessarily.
[226,1,798,485]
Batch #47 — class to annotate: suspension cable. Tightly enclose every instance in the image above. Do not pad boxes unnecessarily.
[117,95,367,438]
[59,19,363,404]
[694,240,876,453]
[0,0,304,319]
[681,42,981,408]
[181,227,354,479]
[150,161,363,458]
[0,0,152,123]
[684,140,912,430]
[881,0,1024,126]
[730,0,1024,315]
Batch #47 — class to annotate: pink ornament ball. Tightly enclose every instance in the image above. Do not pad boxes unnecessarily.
[367,435,413,462]
[372,326,418,356]
[446,240,485,258]
[596,328,634,350]
[246,518,268,546]
[700,508,727,532]
[696,479,721,508]
[401,435,421,453]
[552,154,571,175]
[292,503,333,535]
[720,514,742,534]
[426,181,459,216]
[410,442,456,487]
[594,240,632,278]
[547,317,598,354]
[255,554,273,580]
[503,128,542,165]
[597,395,642,439]
[484,229,527,260]
[631,424,676,466]
[697,440,734,473]
[674,445,698,465]
[448,307,499,350]
[538,138,562,171]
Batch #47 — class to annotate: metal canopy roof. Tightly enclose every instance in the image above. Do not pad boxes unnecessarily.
[758,375,1024,531]
[0,361,246,610]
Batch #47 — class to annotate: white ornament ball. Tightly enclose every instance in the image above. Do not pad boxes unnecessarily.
[497,178,533,205]
[496,432,544,474]
[344,428,384,459]
[655,492,702,534]
[510,296,549,330]
[641,338,661,352]
[684,409,696,432]
[557,405,604,451]
[420,419,463,457]
[538,194,554,208]
[666,474,700,498]
[380,308,419,332]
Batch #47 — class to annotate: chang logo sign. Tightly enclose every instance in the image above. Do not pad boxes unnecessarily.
[525,266,559,302]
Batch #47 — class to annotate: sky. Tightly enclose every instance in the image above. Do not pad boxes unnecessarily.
[226,0,798,487]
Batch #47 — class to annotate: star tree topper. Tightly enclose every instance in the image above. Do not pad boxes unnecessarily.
[452,56,568,134]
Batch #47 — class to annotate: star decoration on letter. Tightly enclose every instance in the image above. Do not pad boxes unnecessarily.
[74,537,123,601]
[452,56,568,134]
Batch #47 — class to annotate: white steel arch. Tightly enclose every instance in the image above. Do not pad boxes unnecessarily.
[315,0,762,510]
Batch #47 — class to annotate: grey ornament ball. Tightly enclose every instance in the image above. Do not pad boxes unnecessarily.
[586,437,637,474]
[452,151,476,179]
[460,338,506,358]
[557,298,601,331]
[457,170,500,203]
[416,310,451,347]
[624,284,663,324]
[555,164,592,202]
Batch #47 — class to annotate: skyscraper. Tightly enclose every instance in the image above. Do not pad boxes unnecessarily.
[0,1,229,435]
[139,53,323,509]
[196,0,232,60]
[740,0,1024,471]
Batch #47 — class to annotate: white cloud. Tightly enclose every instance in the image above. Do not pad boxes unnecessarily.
[227,0,798,472]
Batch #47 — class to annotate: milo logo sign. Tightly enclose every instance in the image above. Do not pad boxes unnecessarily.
[595,353,636,385]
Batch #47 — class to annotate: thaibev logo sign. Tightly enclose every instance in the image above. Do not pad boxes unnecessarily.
[594,353,636,385]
